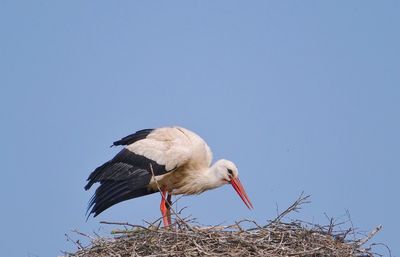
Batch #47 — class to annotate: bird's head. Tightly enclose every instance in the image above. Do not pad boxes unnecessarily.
[214,159,254,210]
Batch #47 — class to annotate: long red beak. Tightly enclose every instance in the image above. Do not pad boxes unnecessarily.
[230,177,253,209]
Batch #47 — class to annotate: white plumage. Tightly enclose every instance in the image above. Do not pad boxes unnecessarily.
[126,127,211,171]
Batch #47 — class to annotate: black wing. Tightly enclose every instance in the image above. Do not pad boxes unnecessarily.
[85,149,171,218]
[85,128,172,218]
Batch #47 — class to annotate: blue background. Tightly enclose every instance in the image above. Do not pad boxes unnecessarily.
[1,1,399,256]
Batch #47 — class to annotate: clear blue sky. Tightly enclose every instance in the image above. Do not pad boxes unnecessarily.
[1,1,399,256]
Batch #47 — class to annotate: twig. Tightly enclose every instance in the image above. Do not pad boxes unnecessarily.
[356,225,382,246]
[100,221,151,231]
[271,192,311,223]
[64,233,84,250]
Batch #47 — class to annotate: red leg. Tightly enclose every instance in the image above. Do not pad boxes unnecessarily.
[166,194,172,226]
[160,188,169,227]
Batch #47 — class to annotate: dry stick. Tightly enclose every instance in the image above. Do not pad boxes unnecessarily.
[100,221,136,228]
[235,219,263,229]
[271,192,311,224]
[346,209,357,242]
[72,230,95,241]
[148,163,176,225]
[356,225,383,246]
[65,233,84,250]
[99,221,150,231]
[143,217,163,229]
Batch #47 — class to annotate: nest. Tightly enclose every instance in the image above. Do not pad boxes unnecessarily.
[65,195,385,257]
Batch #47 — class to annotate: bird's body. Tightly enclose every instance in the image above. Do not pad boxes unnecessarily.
[85,126,252,226]
[128,127,213,194]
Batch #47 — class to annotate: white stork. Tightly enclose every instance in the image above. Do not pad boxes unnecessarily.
[85,126,253,226]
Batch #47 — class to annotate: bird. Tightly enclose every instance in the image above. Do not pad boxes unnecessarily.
[85,126,253,226]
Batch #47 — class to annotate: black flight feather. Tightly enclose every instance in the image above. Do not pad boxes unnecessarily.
[88,182,156,218]
[85,148,172,218]
[112,128,154,147]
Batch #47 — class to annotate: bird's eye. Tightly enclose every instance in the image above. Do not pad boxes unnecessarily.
[227,169,233,176]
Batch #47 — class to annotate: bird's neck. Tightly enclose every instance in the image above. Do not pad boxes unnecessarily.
[173,162,226,195]
[202,162,227,190]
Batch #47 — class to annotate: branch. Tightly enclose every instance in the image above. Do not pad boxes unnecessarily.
[271,192,311,223]
[356,225,383,246]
